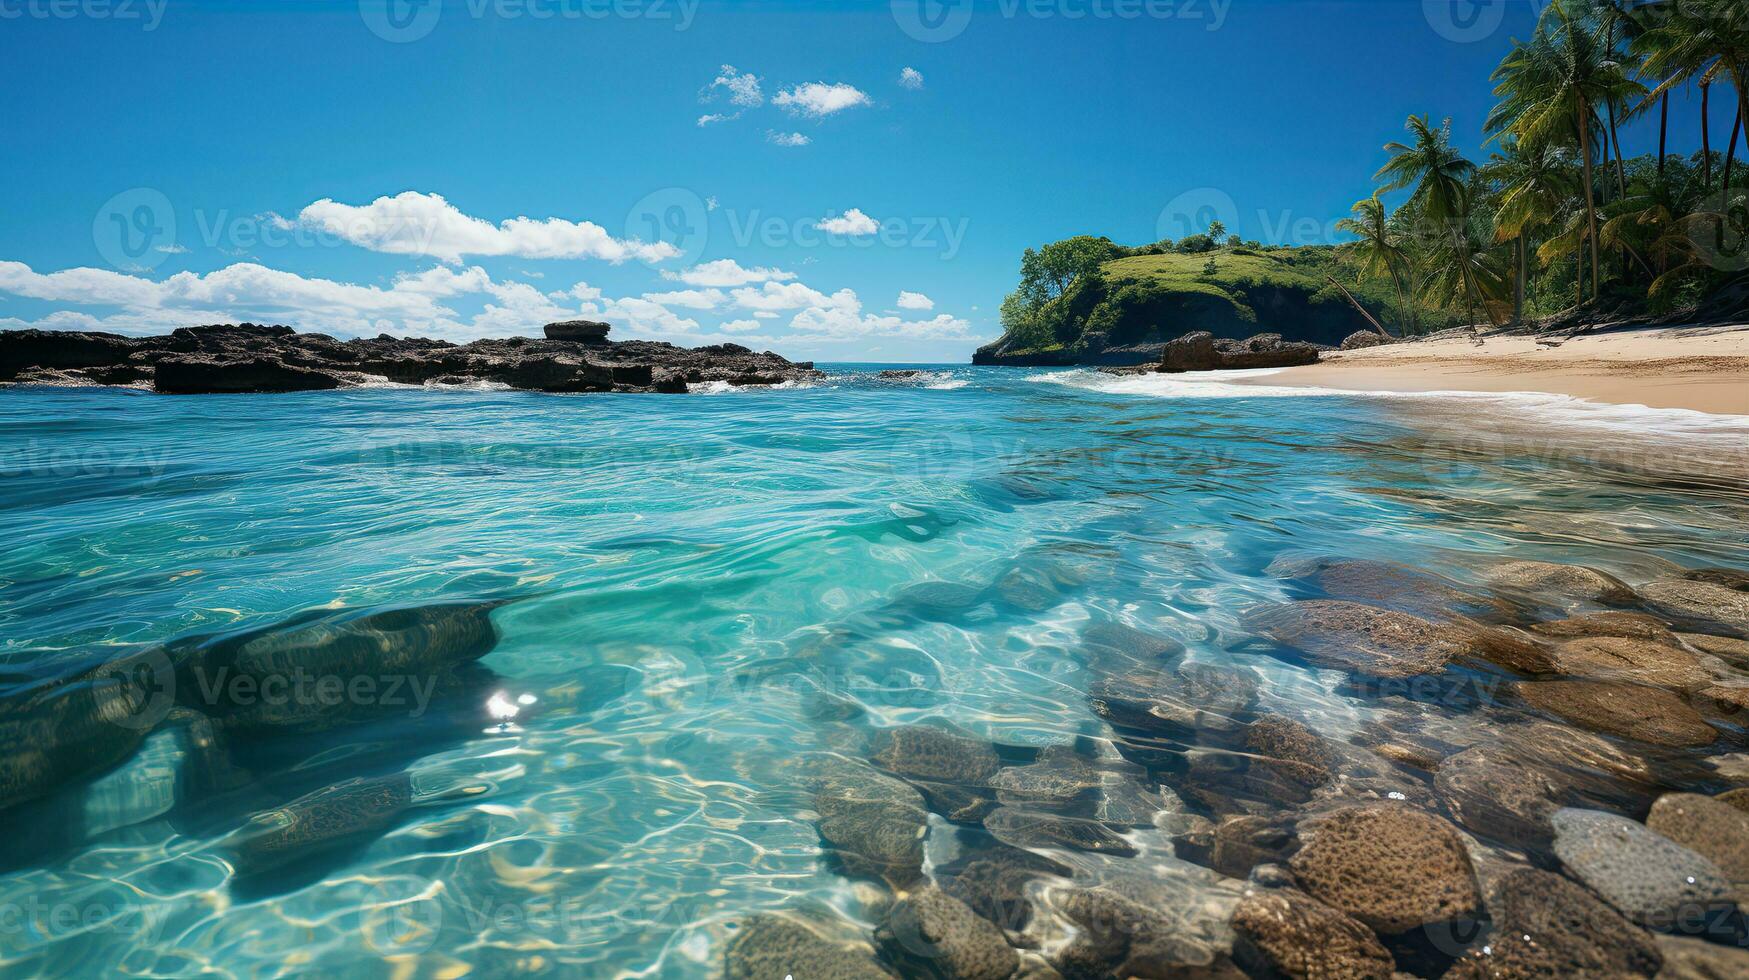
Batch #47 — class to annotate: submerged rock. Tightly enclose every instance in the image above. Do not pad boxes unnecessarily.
[1268,555,1505,621]
[1515,680,1718,747]
[1679,568,1749,593]
[1639,580,1749,635]
[224,772,414,877]
[1482,559,1638,607]
[0,649,162,811]
[167,600,506,733]
[983,806,1138,857]
[1550,808,1735,931]
[1646,793,1749,893]
[871,724,1001,823]
[1542,636,1715,690]
[1433,744,1563,849]
[1046,867,1243,979]
[801,755,930,887]
[1287,804,1481,934]
[1445,868,1661,978]
[725,914,895,980]
[936,837,1072,933]
[1090,661,1259,743]
[1231,888,1394,980]
[1655,933,1749,977]
[1528,611,1675,641]
[1247,600,1468,678]
[877,885,1019,980]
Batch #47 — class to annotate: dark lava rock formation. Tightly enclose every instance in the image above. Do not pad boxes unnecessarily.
[0,321,822,395]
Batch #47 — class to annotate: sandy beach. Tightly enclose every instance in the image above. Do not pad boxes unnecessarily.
[1245,324,1749,417]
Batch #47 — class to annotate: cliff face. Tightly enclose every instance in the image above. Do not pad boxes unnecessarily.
[975,247,1390,366]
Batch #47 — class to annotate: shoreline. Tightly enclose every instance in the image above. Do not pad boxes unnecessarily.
[1236,324,1749,418]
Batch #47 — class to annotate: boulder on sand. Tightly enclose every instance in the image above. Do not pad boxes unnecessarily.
[1339,330,1389,351]
[1157,331,1321,373]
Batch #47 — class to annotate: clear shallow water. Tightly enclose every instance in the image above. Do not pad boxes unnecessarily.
[2,365,1748,976]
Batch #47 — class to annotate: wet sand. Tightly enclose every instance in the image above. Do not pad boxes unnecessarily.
[1245,325,1749,418]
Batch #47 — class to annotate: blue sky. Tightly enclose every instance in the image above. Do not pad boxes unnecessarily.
[0,0,1735,362]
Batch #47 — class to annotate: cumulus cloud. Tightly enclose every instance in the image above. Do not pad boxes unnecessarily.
[899,67,924,90]
[717,319,762,333]
[640,288,727,310]
[0,259,580,342]
[584,296,702,338]
[296,191,678,265]
[707,65,764,108]
[662,259,796,288]
[766,130,811,148]
[896,291,934,311]
[815,209,880,236]
[773,82,872,117]
[731,280,842,313]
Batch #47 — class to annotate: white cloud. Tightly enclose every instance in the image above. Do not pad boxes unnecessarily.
[717,318,762,333]
[899,67,924,90]
[296,191,678,265]
[731,280,842,313]
[0,259,589,343]
[766,130,811,148]
[815,208,880,236]
[773,82,872,118]
[641,288,726,310]
[896,291,934,311]
[707,65,763,108]
[698,113,734,127]
[586,296,701,338]
[662,259,796,288]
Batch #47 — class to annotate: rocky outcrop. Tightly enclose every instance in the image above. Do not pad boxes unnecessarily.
[1157,331,1321,373]
[0,323,820,395]
[1339,330,1389,350]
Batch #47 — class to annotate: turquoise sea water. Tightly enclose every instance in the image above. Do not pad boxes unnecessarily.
[2,365,1748,976]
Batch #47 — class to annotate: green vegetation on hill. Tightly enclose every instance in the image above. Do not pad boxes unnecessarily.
[979,239,1401,365]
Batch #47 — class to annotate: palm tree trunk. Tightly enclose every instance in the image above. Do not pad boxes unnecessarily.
[1703,82,1713,190]
[1725,107,1743,213]
[1514,236,1526,325]
[1577,101,1602,301]
[1658,92,1669,179]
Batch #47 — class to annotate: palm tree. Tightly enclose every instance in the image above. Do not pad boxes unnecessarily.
[1485,137,1577,321]
[1600,170,1713,293]
[1376,115,1490,323]
[1336,192,1415,333]
[1635,0,1749,198]
[1489,0,1646,301]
